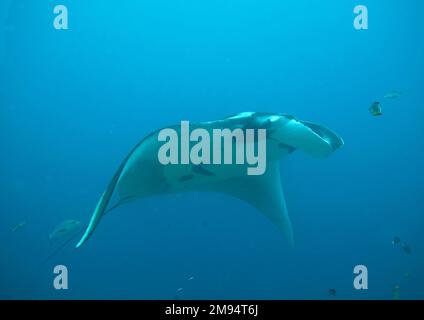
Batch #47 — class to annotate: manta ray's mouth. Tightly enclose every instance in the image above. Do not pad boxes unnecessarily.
[300,121,344,152]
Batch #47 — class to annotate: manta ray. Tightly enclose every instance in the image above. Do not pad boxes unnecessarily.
[76,112,343,248]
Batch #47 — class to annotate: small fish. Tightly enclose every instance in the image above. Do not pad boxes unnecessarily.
[369,102,383,117]
[177,288,183,292]
[401,244,412,255]
[49,220,81,241]
[11,221,26,232]
[328,289,337,296]
[179,174,195,182]
[392,236,401,245]
[392,285,400,300]
[384,90,401,100]
[188,276,195,281]
[192,165,215,177]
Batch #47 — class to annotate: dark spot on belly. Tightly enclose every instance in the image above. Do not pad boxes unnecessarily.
[192,165,215,177]
[268,136,281,143]
[179,174,195,182]
[266,129,276,135]
[279,143,296,153]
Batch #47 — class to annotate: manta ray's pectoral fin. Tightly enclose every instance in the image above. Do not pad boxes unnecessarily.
[75,179,118,248]
[76,139,147,248]
[206,163,294,245]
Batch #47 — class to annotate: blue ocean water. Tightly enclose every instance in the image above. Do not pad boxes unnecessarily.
[0,0,423,300]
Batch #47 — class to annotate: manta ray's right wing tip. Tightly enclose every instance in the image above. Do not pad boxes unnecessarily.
[76,138,144,248]
[75,238,84,249]
[75,220,95,248]
[76,229,91,248]
[75,191,110,249]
